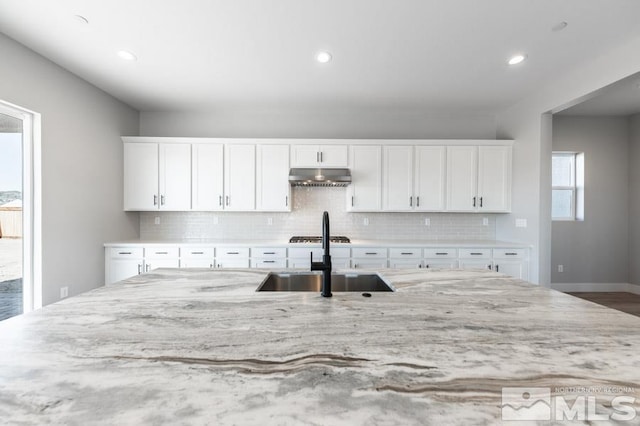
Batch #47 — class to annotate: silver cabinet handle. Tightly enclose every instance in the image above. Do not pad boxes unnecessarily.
[409,196,413,207]
[160,195,165,206]
[316,152,320,163]
[496,264,500,272]
[285,196,288,207]
[505,252,518,256]
[263,252,276,255]
[435,252,448,255]
[487,264,492,270]
[365,252,377,255]
[264,260,276,264]
[470,252,483,255]
[119,251,131,255]
[400,252,414,255]
[480,197,483,208]
[209,263,213,269]
[153,195,158,206]
[219,195,223,206]
[473,196,476,207]
[145,264,150,272]
[227,251,239,255]
[226,196,229,206]
[192,251,204,255]
[320,151,323,162]
[417,196,420,207]
[351,196,354,207]
[137,264,142,274]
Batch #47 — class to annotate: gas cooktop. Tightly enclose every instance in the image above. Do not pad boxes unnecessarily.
[289,236,351,244]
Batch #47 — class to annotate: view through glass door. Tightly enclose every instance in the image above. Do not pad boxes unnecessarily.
[0,111,23,320]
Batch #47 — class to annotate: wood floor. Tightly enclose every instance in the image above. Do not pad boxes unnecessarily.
[568,292,640,318]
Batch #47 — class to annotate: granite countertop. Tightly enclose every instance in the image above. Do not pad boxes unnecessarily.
[104,239,530,248]
[1,268,638,425]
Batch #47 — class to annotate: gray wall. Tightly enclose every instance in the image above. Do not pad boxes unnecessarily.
[139,109,497,139]
[551,116,629,284]
[630,114,640,287]
[0,33,140,306]
[497,32,640,286]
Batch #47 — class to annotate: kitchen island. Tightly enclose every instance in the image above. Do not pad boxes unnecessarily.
[1,268,639,425]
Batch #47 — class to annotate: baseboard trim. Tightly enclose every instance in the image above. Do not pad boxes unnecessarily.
[552,283,640,295]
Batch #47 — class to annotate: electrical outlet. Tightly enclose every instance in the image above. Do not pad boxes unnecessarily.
[424,218,430,226]
[154,216,160,225]
[558,265,564,273]
[213,216,219,225]
[60,286,69,299]
[482,217,489,226]
[363,217,369,226]
[267,217,273,226]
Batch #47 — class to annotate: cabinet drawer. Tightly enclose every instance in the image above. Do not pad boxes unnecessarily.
[492,248,526,259]
[251,259,287,268]
[216,247,250,258]
[423,248,457,258]
[110,247,143,258]
[180,247,215,258]
[352,248,387,258]
[458,248,491,259]
[145,246,179,258]
[251,247,286,258]
[288,247,350,259]
[389,248,421,259]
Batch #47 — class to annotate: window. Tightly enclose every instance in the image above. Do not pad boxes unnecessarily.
[552,152,584,221]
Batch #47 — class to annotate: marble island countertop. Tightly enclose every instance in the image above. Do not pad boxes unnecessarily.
[1,268,639,425]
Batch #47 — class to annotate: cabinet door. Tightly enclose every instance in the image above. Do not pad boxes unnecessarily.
[225,144,256,211]
[145,258,180,272]
[318,145,348,167]
[124,143,158,211]
[159,143,191,211]
[446,146,477,212]
[256,145,291,211]
[192,144,224,211]
[109,259,142,283]
[477,146,511,212]
[348,145,382,211]
[494,261,527,280]
[352,259,388,269]
[459,260,492,271]
[290,145,320,167]
[423,260,458,269]
[389,260,423,269]
[415,146,446,211]
[383,146,413,211]
[181,258,214,268]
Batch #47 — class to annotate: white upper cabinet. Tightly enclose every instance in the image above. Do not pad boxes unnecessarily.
[414,146,446,211]
[192,144,224,211]
[382,145,445,211]
[291,144,348,167]
[256,145,291,211]
[446,145,511,212]
[477,146,512,212]
[347,145,382,211]
[224,144,256,211]
[383,146,413,211]
[124,142,190,211]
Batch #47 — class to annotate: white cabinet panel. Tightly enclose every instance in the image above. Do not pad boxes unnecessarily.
[291,145,348,167]
[159,144,191,210]
[423,260,458,269]
[347,145,382,211]
[477,146,512,212]
[494,261,527,280]
[252,259,287,268]
[256,145,290,211]
[124,143,159,211]
[192,144,224,211]
[383,146,413,210]
[181,258,215,268]
[389,260,423,269]
[459,260,493,270]
[352,259,388,269]
[446,146,478,212]
[224,144,255,211]
[109,258,143,283]
[414,146,446,211]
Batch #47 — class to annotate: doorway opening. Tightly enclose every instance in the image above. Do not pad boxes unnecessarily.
[0,101,41,320]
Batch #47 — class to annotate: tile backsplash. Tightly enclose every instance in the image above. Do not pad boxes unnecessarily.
[140,187,496,241]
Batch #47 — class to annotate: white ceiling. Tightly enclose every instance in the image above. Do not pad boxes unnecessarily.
[1,0,640,113]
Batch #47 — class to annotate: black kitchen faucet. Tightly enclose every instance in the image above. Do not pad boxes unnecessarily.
[310,211,332,297]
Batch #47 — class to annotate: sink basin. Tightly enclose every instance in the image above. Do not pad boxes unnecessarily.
[256,272,395,292]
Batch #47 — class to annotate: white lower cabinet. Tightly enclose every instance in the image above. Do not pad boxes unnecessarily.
[216,247,250,268]
[288,247,351,269]
[106,248,144,284]
[180,247,215,268]
[144,247,180,272]
[389,248,422,269]
[492,248,528,280]
[423,249,457,269]
[352,247,387,269]
[251,247,287,269]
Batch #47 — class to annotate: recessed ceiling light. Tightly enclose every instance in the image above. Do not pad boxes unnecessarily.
[117,50,137,61]
[508,54,527,66]
[316,51,332,63]
[73,15,89,25]
[552,21,568,32]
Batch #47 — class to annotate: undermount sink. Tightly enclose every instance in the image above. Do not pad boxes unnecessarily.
[256,272,395,292]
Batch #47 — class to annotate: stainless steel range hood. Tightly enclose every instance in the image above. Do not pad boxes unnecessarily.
[288,168,352,187]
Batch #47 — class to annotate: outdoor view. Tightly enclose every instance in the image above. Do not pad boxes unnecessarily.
[0,112,23,321]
